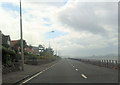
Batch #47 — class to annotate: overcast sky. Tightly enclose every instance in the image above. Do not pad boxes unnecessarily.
[0,0,118,58]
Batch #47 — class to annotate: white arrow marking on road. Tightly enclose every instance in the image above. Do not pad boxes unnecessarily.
[81,74,87,79]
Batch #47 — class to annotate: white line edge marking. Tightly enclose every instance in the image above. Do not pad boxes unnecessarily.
[81,74,87,79]
[22,71,43,84]
[21,63,57,84]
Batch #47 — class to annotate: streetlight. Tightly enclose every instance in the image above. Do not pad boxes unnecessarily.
[56,46,57,56]
[20,0,24,71]
[49,30,55,48]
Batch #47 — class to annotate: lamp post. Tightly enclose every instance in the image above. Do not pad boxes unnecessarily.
[49,31,54,48]
[20,0,24,71]
[56,46,57,56]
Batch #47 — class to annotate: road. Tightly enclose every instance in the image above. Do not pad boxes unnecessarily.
[23,58,118,83]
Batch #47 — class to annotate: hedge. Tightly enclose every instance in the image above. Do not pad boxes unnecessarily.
[2,46,16,66]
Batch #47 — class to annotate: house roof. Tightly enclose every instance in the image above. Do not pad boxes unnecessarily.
[11,40,18,47]
[32,46,39,50]
[25,47,32,53]
[2,34,11,44]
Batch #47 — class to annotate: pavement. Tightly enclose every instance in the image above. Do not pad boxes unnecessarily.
[2,59,59,84]
[23,58,118,84]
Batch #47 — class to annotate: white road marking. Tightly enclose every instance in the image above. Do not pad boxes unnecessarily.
[20,63,57,85]
[75,69,78,71]
[21,71,43,84]
[73,66,75,67]
[81,74,87,79]
[42,70,46,72]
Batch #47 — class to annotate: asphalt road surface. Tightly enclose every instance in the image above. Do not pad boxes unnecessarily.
[24,58,118,83]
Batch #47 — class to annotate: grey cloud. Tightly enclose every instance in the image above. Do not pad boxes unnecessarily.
[23,0,67,7]
[58,2,117,35]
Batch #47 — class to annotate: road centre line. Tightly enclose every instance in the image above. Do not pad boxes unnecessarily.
[68,60,87,79]
[75,69,79,71]
[81,74,87,79]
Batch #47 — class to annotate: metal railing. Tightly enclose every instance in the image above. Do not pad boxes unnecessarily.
[69,58,118,69]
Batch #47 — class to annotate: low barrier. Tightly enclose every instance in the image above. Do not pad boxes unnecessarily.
[69,58,118,69]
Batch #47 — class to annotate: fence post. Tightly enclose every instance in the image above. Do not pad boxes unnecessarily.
[112,60,114,68]
[106,60,108,68]
[101,60,103,67]
[104,60,106,67]
[115,60,117,64]
[109,60,111,68]
[115,60,118,68]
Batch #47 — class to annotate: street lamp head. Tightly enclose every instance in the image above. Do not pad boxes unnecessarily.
[51,31,55,33]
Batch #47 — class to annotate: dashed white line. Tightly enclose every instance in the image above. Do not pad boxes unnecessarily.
[67,61,88,79]
[75,69,79,71]
[81,74,87,79]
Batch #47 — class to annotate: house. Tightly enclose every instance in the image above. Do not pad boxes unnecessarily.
[11,40,21,53]
[11,39,27,49]
[11,40,18,47]
[32,46,40,55]
[38,45,44,52]
[24,47,33,54]
[2,34,11,48]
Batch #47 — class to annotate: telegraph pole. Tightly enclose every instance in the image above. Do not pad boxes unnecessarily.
[20,0,24,71]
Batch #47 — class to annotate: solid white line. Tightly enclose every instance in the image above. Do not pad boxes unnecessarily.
[21,63,57,84]
[81,74,87,79]
[22,71,43,84]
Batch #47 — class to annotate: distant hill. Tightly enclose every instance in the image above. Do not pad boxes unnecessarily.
[76,54,118,60]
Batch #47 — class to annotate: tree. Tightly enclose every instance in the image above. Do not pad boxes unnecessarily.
[29,45,33,49]
[39,45,45,56]
[42,48,54,57]
[2,43,10,48]
[2,46,16,66]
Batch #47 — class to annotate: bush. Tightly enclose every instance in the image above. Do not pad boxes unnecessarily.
[2,46,16,65]
[2,44,10,48]
[24,51,29,55]
[5,55,12,66]
[28,54,38,60]
[38,56,47,59]
[47,56,56,61]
